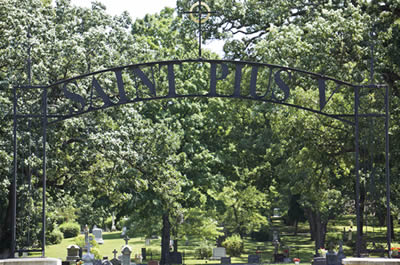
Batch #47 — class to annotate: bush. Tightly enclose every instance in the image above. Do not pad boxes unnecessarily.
[59,222,81,238]
[145,248,161,260]
[47,229,64,245]
[251,226,270,242]
[105,217,113,231]
[195,244,212,259]
[222,234,244,257]
[75,235,101,259]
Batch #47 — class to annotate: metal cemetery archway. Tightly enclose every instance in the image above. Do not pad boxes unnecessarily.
[11,58,390,258]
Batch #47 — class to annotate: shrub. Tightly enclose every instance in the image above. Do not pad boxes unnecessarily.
[59,222,80,238]
[91,247,102,260]
[47,229,64,245]
[222,234,244,257]
[145,248,161,260]
[105,217,113,231]
[251,226,270,242]
[75,235,101,259]
[195,244,213,259]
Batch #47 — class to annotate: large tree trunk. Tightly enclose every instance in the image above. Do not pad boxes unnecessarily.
[0,183,13,259]
[305,208,328,256]
[160,212,170,265]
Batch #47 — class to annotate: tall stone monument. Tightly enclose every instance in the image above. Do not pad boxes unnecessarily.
[82,226,95,265]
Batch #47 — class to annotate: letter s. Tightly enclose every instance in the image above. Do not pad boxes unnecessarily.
[63,81,86,113]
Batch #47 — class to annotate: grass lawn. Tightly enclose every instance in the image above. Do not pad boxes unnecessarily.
[44,217,400,265]
[45,231,315,264]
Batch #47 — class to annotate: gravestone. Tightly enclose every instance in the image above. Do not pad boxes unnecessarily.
[66,245,80,262]
[326,251,338,265]
[220,257,231,264]
[211,247,226,260]
[121,227,127,237]
[347,227,353,241]
[273,208,281,217]
[274,254,284,263]
[111,213,116,232]
[121,245,132,265]
[82,235,95,265]
[102,260,112,265]
[145,239,151,246]
[337,242,346,265]
[312,257,326,265]
[248,254,260,264]
[93,260,102,265]
[141,248,147,260]
[135,254,143,263]
[273,230,279,241]
[110,249,121,265]
[167,252,182,264]
[93,227,104,244]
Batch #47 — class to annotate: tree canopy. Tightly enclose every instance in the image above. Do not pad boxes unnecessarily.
[1,0,399,260]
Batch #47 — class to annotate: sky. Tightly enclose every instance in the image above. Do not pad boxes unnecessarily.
[69,0,224,55]
[70,0,177,18]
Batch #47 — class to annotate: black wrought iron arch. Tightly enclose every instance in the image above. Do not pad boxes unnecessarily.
[10,58,390,258]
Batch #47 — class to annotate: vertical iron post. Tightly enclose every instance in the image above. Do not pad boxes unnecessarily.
[198,0,202,58]
[11,86,17,258]
[41,87,48,257]
[385,85,391,254]
[354,86,361,257]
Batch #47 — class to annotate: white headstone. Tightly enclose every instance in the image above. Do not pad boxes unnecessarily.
[273,230,279,241]
[93,227,104,244]
[145,239,151,246]
[348,228,352,241]
[121,227,127,237]
[211,247,226,259]
[273,208,280,217]
[111,213,116,232]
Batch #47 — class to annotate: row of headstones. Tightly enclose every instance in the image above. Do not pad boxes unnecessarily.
[66,244,152,265]
[210,247,260,264]
[313,243,346,265]
[212,255,260,264]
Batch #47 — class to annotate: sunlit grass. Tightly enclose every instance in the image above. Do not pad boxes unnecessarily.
[44,217,398,264]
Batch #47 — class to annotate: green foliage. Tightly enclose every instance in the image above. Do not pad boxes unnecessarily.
[146,248,161,260]
[2,0,400,258]
[194,243,213,259]
[59,223,81,238]
[222,234,244,257]
[74,235,101,259]
[213,182,268,237]
[90,248,102,260]
[250,225,271,242]
[47,229,64,245]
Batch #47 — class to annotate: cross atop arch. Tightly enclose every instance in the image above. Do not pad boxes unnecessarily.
[183,0,216,58]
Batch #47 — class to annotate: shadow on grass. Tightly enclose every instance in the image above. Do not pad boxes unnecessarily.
[103,232,122,240]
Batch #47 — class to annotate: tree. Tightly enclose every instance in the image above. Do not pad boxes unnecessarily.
[212,182,268,238]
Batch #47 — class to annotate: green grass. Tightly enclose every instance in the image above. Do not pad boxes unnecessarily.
[45,231,314,264]
[44,218,399,264]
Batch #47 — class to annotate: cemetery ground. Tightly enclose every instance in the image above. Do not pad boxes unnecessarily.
[43,216,400,265]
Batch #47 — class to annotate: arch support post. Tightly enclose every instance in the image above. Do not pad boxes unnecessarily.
[41,87,48,257]
[355,86,361,257]
[10,86,17,258]
[385,85,391,255]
